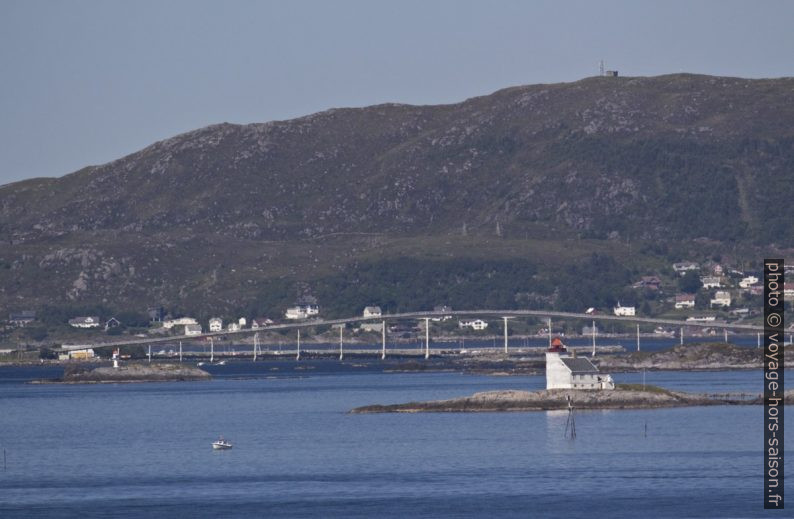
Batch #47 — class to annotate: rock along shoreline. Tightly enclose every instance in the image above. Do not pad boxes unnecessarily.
[349,385,791,414]
[31,363,212,384]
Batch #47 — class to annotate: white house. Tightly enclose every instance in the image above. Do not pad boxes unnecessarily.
[68,316,101,329]
[163,317,198,329]
[251,317,274,329]
[686,316,716,322]
[285,304,319,320]
[285,306,307,320]
[674,294,696,309]
[238,317,247,328]
[184,323,202,336]
[613,303,635,317]
[459,319,488,331]
[209,318,223,332]
[701,276,722,289]
[363,306,382,318]
[739,276,759,289]
[227,322,240,332]
[545,338,614,390]
[784,283,794,300]
[672,261,699,275]
[710,291,731,308]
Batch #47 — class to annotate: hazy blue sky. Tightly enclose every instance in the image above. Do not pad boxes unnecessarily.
[1,0,792,185]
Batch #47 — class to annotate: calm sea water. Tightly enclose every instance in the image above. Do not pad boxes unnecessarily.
[0,362,788,518]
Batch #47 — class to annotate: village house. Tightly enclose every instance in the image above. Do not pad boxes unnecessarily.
[784,283,794,300]
[8,311,36,327]
[68,316,101,329]
[363,306,382,318]
[710,291,732,308]
[613,303,635,316]
[162,317,198,329]
[674,294,696,309]
[251,317,274,329]
[701,276,722,289]
[545,338,614,390]
[58,348,96,361]
[459,319,488,331]
[184,323,202,336]
[705,262,723,275]
[238,317,247,328]
[431,305,453,321]
[285,306,306,320]
[208,317,223,332]
[359,322,384,333]
[104,317,121,331]
[285,304,319,320]
[739,275,759,289]
[672,261,699,275]
[227,322,240,332]
[633,276,662,290]
[687,316,717,323]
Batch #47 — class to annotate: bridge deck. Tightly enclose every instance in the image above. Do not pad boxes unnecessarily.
[63,309,764,350]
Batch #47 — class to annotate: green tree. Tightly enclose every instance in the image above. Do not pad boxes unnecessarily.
[678,271,702,294]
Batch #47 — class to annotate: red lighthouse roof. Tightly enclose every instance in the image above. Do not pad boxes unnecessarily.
[548,337,567,353]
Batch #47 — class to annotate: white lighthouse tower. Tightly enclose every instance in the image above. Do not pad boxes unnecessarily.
[545,337,614,390]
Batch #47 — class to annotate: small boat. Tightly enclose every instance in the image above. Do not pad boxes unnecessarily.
[197,362,206,367]
[212,436,233,450]
[217,360,226,366]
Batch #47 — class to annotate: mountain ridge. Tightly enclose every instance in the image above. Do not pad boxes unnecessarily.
[2,73,793,318]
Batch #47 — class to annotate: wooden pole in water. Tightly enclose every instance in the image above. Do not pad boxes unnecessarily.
[339,325,344,361]
[503,317,509,355]
[253,333,258,362]
[636,324,640,352]
[179,341,182,362]
[381,321,386,360]
[724,329,728,343]
[148,344,151,363]
[210,338,214,364]
[296,329,301,361]
[758,332,761,349]
[680,327,684,345]
[591,320,596,357]
[424,318,430,359]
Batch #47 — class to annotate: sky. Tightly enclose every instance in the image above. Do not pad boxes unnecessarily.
[0,0,792,186]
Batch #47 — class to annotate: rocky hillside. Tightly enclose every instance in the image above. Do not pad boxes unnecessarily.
[597,343,794,371]
[2,74,793,317]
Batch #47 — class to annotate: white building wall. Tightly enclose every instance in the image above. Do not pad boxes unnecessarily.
[545,352,572,389]
[613,306,636,316]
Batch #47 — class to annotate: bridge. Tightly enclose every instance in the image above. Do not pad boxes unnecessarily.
[64,309,767,359]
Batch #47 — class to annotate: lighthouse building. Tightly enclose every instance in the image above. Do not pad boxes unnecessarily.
[545,338,615,390]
